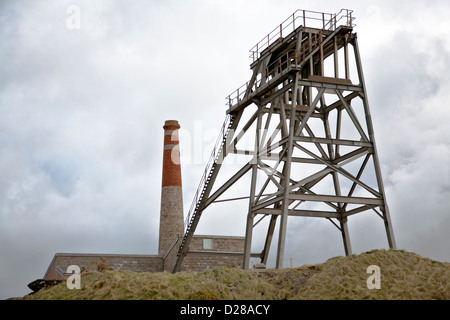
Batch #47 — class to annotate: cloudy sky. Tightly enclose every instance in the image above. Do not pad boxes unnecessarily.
[1,0,449,299]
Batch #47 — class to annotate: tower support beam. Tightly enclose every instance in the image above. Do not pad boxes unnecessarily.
[276,72,299,269]
[352,34,397,250]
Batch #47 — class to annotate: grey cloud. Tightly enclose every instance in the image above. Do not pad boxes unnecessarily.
[362,30,450,262]
[1,0,450,299]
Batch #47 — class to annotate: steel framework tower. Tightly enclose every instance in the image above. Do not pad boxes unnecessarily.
[173,9,396,272]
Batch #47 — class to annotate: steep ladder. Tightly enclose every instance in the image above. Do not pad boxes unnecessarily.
[173,114,235,271]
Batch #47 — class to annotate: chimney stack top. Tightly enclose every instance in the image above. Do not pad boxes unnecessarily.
[164,120,180,130]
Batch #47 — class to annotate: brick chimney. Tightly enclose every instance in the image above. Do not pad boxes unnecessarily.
[159,120,184,256]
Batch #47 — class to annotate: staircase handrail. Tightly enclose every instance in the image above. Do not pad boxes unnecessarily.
[183,114,233,230]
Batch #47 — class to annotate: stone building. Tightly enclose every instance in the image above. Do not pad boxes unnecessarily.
[42,120,245,281]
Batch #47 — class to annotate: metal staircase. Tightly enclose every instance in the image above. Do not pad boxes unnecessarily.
[173,114,235,271]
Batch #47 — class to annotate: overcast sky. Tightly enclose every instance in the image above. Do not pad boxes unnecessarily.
[1,0,449,299]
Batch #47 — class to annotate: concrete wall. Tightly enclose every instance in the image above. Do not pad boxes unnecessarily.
[179,235,245,272]
[188,235,245,252]
[44,253,163,280]
[161,234,245,272]
[182,252,244,272]
[44,236,246,279]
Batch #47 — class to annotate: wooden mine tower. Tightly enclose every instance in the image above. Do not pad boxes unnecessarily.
[173,9,396,272]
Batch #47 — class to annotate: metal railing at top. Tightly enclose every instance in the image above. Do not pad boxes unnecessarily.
[226,9,356,108]
[226,50,298,108]
[183,114,233,231]
[226,81,250,109]
[249,9,355,61]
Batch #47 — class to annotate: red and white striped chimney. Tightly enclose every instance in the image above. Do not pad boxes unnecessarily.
[159,120,184,256]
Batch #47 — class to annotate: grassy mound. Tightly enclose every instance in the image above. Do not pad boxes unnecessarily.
[24,249,450,300]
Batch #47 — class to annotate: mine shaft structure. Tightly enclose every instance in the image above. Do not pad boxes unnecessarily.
[173,9,396,272]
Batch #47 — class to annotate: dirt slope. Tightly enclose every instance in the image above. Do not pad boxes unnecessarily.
[23,249,450,300]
